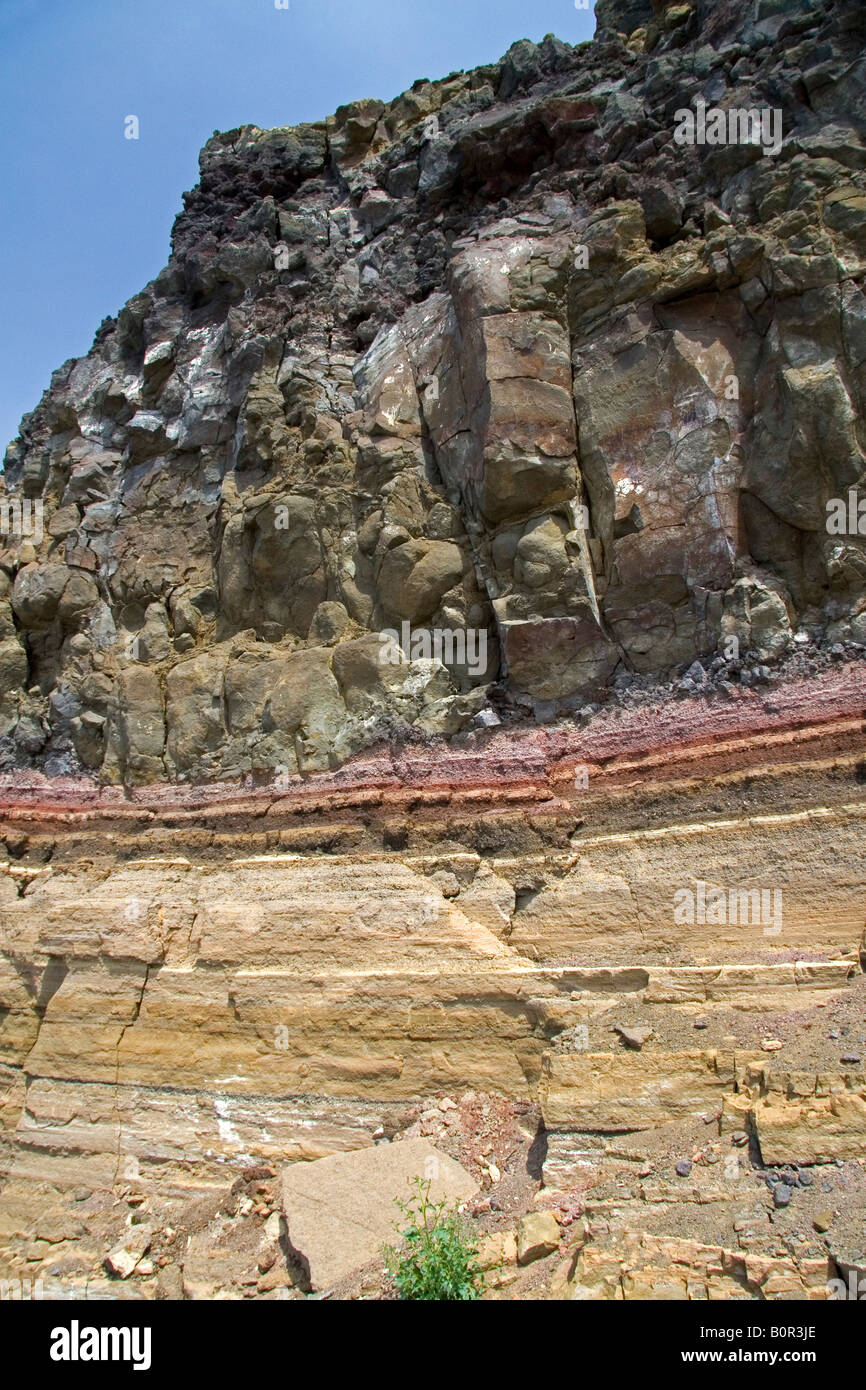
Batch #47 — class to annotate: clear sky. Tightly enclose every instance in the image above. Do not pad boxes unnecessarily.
[0,0,598,455]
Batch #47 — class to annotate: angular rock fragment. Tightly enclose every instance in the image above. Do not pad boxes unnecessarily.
[281,1139,477,1291]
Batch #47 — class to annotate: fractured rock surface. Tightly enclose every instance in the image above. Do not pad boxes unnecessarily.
[1,0,866,1301]
[0,0,865,781]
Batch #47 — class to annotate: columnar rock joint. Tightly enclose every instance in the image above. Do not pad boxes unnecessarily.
[1,0,865,782]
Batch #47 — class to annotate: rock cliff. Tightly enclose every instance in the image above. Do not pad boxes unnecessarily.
[1,0,865,782]
[1,0,866,1302]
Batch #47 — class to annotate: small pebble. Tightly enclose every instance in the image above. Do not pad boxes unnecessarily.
[799,1170,814,1187]
[676,1160,693,1178]
[773,1183,792,1208]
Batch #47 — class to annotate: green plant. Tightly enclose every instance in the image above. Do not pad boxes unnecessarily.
[385,1177,486,1301]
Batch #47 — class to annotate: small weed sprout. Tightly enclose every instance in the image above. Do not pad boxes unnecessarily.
[384,1177,486,1300]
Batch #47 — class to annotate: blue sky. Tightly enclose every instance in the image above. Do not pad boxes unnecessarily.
[0,0,597,454]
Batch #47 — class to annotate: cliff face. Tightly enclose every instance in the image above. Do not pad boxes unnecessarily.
[1,0,865,784]
[2,0,866,1303]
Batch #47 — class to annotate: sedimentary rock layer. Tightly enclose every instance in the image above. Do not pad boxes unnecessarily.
[1,671,863,1203]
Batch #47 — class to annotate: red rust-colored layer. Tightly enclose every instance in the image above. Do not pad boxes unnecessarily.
[0,663,863,830]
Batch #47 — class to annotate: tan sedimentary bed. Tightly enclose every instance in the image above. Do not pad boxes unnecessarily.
[564,1231,837,1302]
[1,680,865,1203]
